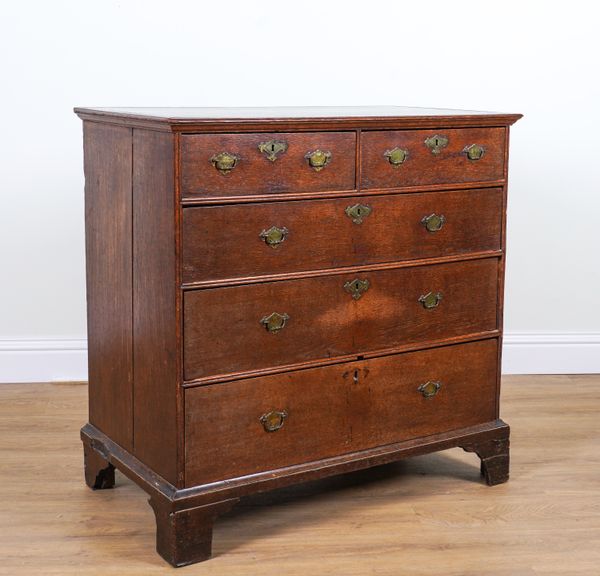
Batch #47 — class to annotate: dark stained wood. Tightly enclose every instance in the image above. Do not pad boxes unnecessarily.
[81,414,509,508]
[149,496,239,567]
[83,121,133,450]
[74,106,522,133]
[181,132,356,198]
[179,180,507,206]
[185,339,498,486]
[83,440,115,490]
[462,436,510,485]
[78,107,520,566]
[74,105,521,120]
[132,129,179,486]
[182,330,500,387]
[361,128,505,189]
[183,258,499,381]
[182,187,503,284]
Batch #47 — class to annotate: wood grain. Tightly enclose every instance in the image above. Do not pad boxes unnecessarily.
[1,376,597,575]
[74,106,522,133]
[185,339,498,485]
[132,129,179,486]
[182,187,503,284]
[76,108,521,566]
[361,128,505,189]
[180,132,356,198]
[83,121,134,450]
[183,258,499,380]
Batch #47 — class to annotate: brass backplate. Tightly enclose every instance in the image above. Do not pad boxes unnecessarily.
[418,380,442,398]
[305,149,332,171]
[260,226,288,247]
[464,143,485,161]
[210,151,239,173]
[421,213,446,233]
[384,147,408,166]
[260,312,290,333]
[419,291,443,309]
[260,410,288,432]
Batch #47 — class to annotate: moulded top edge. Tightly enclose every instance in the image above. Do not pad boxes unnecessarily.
[74,106,522,127]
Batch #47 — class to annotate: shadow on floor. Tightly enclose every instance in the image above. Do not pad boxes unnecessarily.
[214,448,485,556]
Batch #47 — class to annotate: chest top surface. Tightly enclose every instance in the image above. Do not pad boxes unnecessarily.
[74,106,521,130]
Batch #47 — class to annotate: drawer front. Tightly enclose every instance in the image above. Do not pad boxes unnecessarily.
[183,258,498,381]
[185,339,498,485]
[181,132,356,198]
[361,128,505,189]
[183,188,502,284]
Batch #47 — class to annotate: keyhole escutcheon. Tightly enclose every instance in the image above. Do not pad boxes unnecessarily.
[425,134,449,155]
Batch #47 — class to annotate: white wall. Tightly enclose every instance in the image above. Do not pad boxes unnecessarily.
[1,0,599,381]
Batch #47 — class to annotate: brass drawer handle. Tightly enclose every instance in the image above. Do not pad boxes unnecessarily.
[418,380,442,398]
[424,134,449,155]
[464,143,485,161]
[260,312,289,333]
[345,203,372,224]
[260,410,288,432]
[344,278,370,300]
[305,149,332,171]
[419,291,442,309]
[210,151,239,174]
[421,213,445,233]
[260,226,288,247]
[258,140,288,162]
[384,147,409,166]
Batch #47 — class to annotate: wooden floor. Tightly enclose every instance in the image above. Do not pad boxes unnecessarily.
[1,376,599,575]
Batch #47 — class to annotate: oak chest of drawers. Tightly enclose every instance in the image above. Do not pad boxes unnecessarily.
[76,106,521,566]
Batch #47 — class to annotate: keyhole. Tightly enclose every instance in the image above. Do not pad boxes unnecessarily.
[434,138,440,147]
[270,143,276,152]
[353,369,359,384]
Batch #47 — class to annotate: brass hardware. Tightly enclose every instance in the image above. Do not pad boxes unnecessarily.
[258,140,288,162]
[260,410,288,432]
[260,226,288,247]
[424,134,449,154]
[464,143,485,161]
[421,213,446,233]
[210,151,239,174]
[418,380,442,398]
[260,312,290,333]
[345,203,372,224]
[305,149,332,171]
[419,291,443,309]
[344,278,370,300]
[384,147,409,166]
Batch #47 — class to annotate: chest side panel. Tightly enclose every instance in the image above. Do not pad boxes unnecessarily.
[83,121,133,450]
[132,129,179,486]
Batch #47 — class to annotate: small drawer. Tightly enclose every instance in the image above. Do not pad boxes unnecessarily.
[361,128,505,189]
[185,339,498,485]
[182,188,502,284]
[180,132,356,198]
[183,258,498,381]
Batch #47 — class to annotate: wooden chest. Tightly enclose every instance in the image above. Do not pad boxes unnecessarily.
[76,106,521,566]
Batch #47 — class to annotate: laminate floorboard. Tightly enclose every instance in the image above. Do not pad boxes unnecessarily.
[0,376,598,575]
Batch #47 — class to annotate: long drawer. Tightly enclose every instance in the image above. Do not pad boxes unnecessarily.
[181,132,356,198]
[361,128,505,189]
[183,258,498,381]
[185,339,498,485]
[182,188,503,284]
